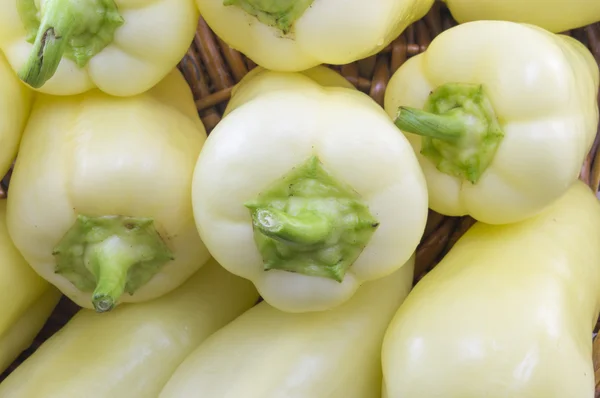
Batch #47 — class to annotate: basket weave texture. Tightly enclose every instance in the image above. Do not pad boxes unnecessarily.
[1,0,600,391]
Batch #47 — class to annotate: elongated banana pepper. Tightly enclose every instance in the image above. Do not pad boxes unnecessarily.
[160,255,414,398]
[0,200,61,374]
[443,0,600,33]
[192,66,428,313]
[6,69,209,312]
[195,0,435,72]
[0,258,259,398]
[384,21,600,225]
[382,181,600,398]
[0,0,198,96]
[0,51,32,179]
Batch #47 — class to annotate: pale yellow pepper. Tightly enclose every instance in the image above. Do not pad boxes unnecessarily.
[195,0,435,71]
[382,181,600,397]
[192,66,428,313]
[443,0,600,33]
[385,21,600,224]
[160,256,414,398]
[0,0,199,96]
[0,259,259,398]
[0,51,32,179]
[0,199,61,374]
[6,69,209,312]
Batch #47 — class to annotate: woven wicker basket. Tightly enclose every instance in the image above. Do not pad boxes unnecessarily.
[1,0,599,392]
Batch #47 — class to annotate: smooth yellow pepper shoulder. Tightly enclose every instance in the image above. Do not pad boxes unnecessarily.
[0,51,32,179]
[382,181,600,397]
[7,69,209,311]
[0,200,61,374]
[385,21,600,224]
[0,259,259,398]
[159,256,414,398]
[443,0,600,33]
[195,0,435,71]
[192,66,428,313]
[0,0,199,96]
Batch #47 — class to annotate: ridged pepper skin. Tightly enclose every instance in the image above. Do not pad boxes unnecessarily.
[0,51,32,179]
[192,66,428,313]
[384,21,600,225]
[0,0,198,96]
[194,0,434,72]
[443,0,600,33]
[0,258,259,398]
[6,69,210,312]
[160,256,414,398]
[0,200,61,374]
[382,181,600,398]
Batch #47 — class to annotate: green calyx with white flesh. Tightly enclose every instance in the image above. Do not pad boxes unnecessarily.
[223,0,314,34]
[53,215,174,313]
[17,0,124,88]
[394,83,505,184]
[245,156,379,283]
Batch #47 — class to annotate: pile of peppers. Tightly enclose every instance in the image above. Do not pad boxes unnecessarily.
[0,0,597,397]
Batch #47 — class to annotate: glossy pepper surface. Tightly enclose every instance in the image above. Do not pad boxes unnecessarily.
[0,259,259,398]
[382,181,600,398]
[0,51,32,179]
[160,256,414,398]
[0,0,198,96]
[194,0,435,71]
[385,21,600,225]
[192,66,428,313]
[0,199,61,375]
[7,69,209,312]
[443,0,600,33]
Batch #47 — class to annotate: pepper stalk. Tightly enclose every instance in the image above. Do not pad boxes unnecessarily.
[17,0,124,88]
[245,156,380,283]
[5,69,209,311]
[394,83,504,184]
[53,215,174,312]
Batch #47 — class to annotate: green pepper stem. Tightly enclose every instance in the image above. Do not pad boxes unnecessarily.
[245,156,379,282]
[394,107,466,142]
[223,0,314,33]
[86,236,140,312]
[17,0,124,88]
[393,83,505,184]
[249,207,333,246]
[19,0,73,88]
[53,215,174,313]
